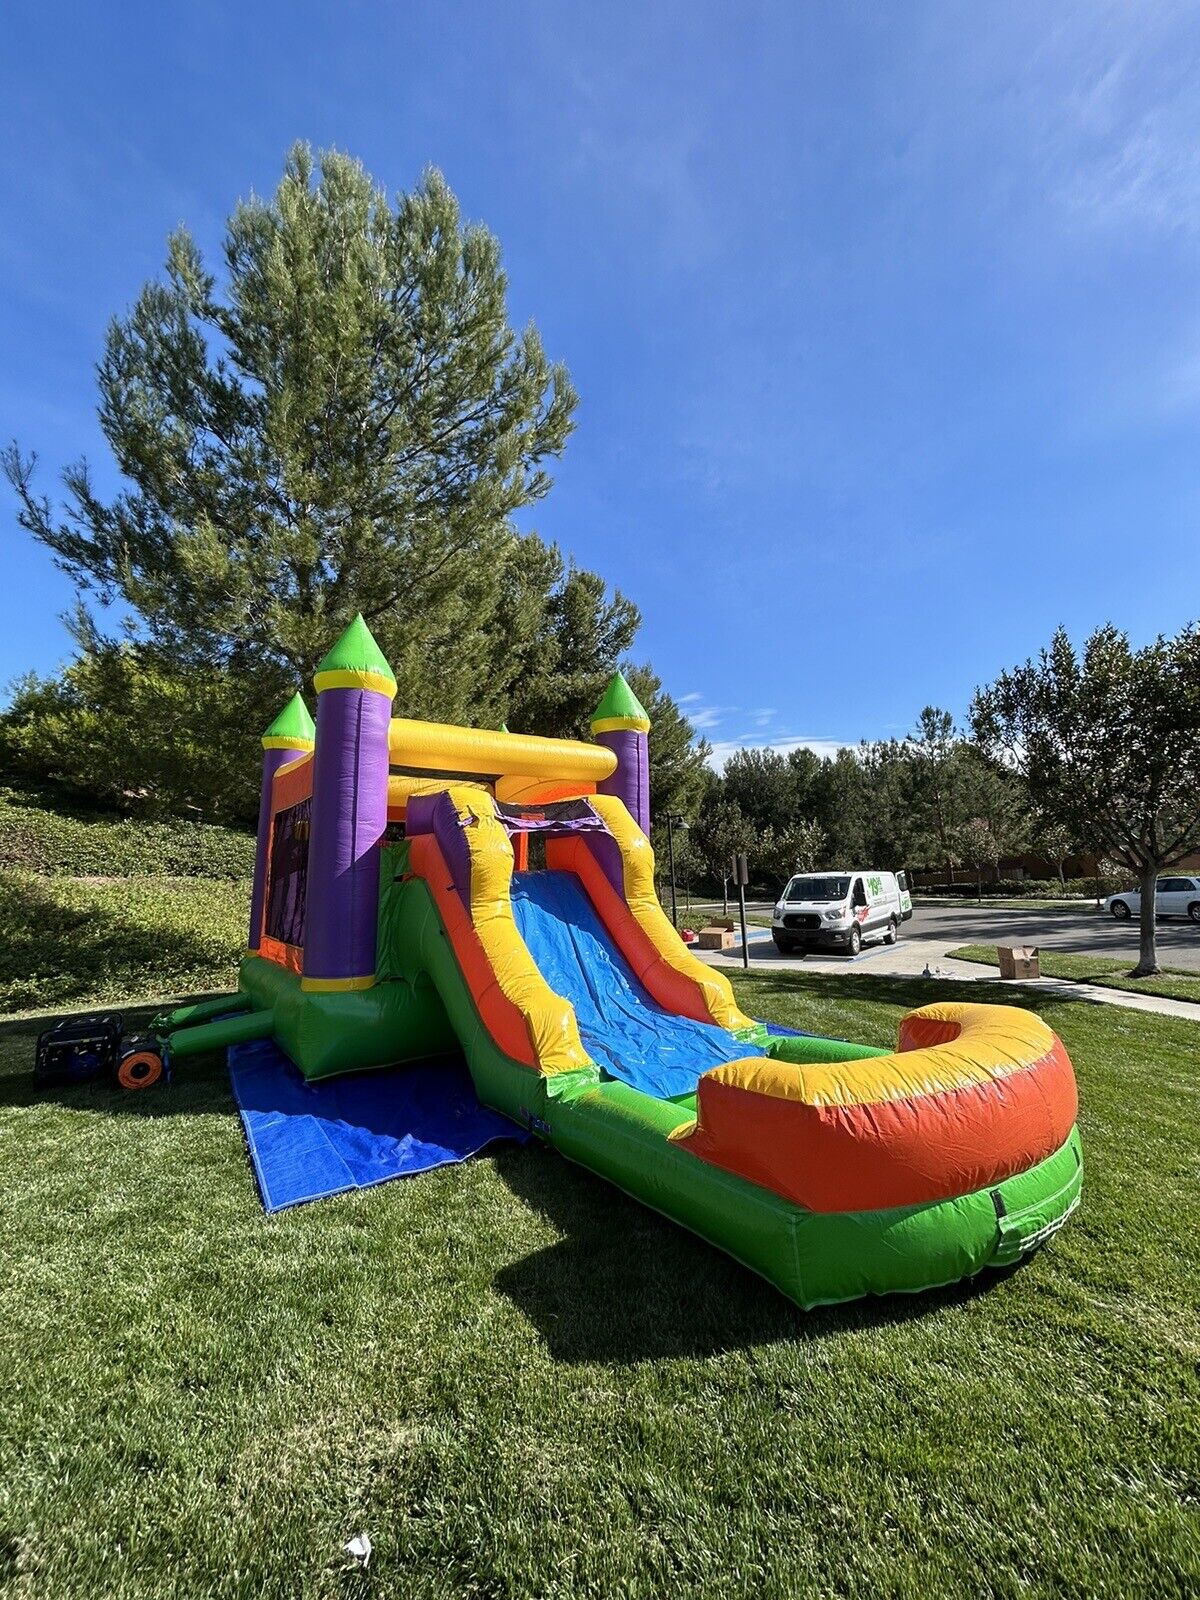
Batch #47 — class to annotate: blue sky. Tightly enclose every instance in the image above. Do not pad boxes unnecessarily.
[2,2,1198,766]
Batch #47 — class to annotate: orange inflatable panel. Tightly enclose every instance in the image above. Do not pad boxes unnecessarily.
[408,834,539,1069]
[678,1002,1078,1213]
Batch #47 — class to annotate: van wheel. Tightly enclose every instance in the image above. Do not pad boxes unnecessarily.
[1189,902,1200,925]
[847,924,862,956]
[773,936,796,954]
[885,917,898,944]
[1111,900,1131,920]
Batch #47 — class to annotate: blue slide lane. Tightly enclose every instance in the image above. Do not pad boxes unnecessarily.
[510,870,763,1099]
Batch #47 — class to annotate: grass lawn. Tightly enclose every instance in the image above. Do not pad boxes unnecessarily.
[0,869,248,1013]
[949,941,1200,1007]
[2,963,1197,1598]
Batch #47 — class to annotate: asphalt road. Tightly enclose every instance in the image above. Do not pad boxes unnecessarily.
[694,898,1200,972]
[905,901,1200,971]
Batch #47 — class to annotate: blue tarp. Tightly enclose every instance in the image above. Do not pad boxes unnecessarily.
[229,1038,529,1213]
[510,870,764,1100]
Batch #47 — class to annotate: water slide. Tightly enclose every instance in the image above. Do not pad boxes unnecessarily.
[508,869,761,1101]
[371,786,1082,1308]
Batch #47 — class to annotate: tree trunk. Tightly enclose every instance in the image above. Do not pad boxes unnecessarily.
[1057,860,1065,887]
[976,867,982,903]
[1131,862,1160,977]
[722,876,729,916]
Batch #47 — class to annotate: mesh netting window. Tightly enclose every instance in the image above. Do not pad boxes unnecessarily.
[265,798,310,948]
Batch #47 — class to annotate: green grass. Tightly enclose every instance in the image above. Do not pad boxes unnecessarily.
[1,968,1197,1597]
[949,942,1200,1007]
[0,781,254,879]
[0,870,248,1013]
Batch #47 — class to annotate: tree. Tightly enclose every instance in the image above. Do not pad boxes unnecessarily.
[504,561,640,739]
[692,796,755,912]
[953,816,998,903]
[906,707,974,883]
[720,747,802,836]
[0,651,265,818]
[6,145,576,691]
[1032,818,1076,887]
[758,819,825,891]
[972,623,1200,976]
[961,751,1031,883]
[3,145,614,813]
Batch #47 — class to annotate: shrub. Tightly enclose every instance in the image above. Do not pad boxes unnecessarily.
[915,876,1124,900]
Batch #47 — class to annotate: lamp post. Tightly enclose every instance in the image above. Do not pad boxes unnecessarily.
[665,814,687,927]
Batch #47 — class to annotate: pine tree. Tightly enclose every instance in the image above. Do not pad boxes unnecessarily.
[0,146,679,815]
[6,145,577,707]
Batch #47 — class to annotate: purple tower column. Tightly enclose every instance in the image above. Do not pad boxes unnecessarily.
[249,693,315,951]
[300,617,397,992]
[590,671,652,835]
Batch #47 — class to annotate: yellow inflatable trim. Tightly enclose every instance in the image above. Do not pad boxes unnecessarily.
[592,713,651,734]
[390,720,615,784]
[447,786,592,1075]
[262,734,315,752]
[695,1004,1057,1110]
[300,973,376,993]
[274,751,314,780]
[587,794,757,1035]
[389,773,491,810]
[314,668,397,696]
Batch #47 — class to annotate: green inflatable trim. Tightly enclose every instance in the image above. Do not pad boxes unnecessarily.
[262,691,315,747]
[169,1008,273,1059]
[314,613,396,693]
[590,670,651,729]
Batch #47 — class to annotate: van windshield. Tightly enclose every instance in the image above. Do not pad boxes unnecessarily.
[785,876,851,902]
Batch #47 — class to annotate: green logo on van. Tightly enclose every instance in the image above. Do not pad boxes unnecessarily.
[867,875,883,895]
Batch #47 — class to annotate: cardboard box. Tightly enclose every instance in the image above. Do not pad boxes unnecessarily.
[997,944,1040,980]
[697,926,736,950]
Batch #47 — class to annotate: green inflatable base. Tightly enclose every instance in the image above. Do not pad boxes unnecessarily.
[172,853,1083,1310]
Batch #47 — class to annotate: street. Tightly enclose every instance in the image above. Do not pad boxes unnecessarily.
[689,898,1200,974]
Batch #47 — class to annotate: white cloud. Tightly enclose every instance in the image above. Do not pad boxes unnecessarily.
[689,705,737,731]
[704,735,854,772]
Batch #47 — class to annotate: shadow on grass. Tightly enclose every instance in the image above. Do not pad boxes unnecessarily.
[489,1141,1018,1363]
[0,993,235,1118]
[0,874,240,1013]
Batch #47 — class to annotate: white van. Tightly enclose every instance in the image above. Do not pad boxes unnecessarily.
[772,870,904,956]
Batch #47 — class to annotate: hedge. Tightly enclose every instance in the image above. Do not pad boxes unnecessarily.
[916,876,1124,900]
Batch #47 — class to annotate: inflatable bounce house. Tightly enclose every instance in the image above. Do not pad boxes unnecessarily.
[154,617,1082,1309]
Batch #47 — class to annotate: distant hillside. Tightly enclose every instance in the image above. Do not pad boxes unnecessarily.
[0,781,255,879]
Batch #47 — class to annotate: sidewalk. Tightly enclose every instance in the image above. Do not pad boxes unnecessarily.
[697,930,1200,1023]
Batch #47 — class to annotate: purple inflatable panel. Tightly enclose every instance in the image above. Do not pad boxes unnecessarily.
[303,688,391,983]
[597,727,650,836]
[580,831,627,901]
[405,792,473,906]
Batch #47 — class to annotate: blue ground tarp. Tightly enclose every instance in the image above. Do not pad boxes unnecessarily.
[510,870,764,1100]
[229,1038,529,1213]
